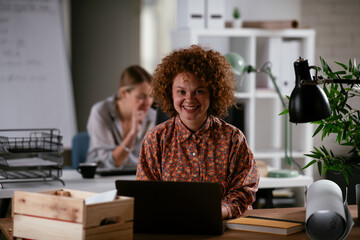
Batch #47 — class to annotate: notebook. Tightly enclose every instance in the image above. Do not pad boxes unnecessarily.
[115,180,224,235]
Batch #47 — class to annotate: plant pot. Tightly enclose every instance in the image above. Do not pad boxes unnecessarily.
[326,156,360,204]
[233,19,243,28]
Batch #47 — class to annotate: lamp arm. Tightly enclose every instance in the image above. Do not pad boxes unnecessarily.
[301,78,360,85]
[300,65,360,85]
[248,63,304,172]
[247,64,287,108]
[256,64,287,109]
[267,71,287,109]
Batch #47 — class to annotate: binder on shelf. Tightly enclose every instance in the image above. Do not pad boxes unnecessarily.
[280,39,301,96]
[256,37,281,90]
[177,0,205,29]
[205,0,225,28]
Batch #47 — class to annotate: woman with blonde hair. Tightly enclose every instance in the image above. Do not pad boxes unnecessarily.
[87,65,155,170]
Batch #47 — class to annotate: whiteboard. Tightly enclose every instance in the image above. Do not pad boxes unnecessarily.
[0,0,77,148]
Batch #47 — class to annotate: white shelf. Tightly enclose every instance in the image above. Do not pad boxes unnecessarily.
[171,28,315,179]
[259,175,313,189]
[172,28,316,38]
[234,92,252,99]
[254,150,307,159]
[254,89,278,98]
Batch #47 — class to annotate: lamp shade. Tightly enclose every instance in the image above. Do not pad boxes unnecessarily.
[289,58,331,123]
[225,52,246,76]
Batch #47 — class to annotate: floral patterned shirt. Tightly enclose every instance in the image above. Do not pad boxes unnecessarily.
[136,115,259,218]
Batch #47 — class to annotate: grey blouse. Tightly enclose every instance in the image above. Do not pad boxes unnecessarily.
[86,95,156,169]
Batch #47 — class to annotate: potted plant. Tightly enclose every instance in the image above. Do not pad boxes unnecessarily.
[302,57,360,184]
[232,7,242,28]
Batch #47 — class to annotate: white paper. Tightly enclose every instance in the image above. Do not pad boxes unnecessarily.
[85,190,117,205]
[1,158,59,167]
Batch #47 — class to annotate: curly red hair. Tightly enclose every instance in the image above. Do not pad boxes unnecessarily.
[152,45,236,118]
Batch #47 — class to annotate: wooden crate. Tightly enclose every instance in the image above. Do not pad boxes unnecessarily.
[12,189,134,240]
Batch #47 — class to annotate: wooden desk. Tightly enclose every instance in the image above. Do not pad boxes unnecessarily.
[0,170,312,199]
[0,218,11,240]
[0,170,313,217]
[1,205,359,240]
[0,169,136,199]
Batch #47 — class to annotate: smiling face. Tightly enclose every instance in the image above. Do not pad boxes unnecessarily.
[172,73,210,132]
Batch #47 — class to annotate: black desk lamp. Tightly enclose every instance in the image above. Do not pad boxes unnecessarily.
[289,57,360,123]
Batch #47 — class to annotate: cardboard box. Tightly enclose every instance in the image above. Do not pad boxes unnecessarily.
[12,189,134,240]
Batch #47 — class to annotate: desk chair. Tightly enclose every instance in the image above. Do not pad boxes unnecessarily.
[71,132,90,169]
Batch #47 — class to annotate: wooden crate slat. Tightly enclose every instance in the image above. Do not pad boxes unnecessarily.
[14,214,83,240]
[85,222,133,240]
[85,196,134,228]
[13,190,85,223]
[12,189,134,240]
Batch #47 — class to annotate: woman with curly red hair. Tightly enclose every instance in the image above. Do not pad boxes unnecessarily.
[136,45,259,219]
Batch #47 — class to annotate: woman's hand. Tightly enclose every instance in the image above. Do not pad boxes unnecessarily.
[221,204,229,219]
[130,103,146,135]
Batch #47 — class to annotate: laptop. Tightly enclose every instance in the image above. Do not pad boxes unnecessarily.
[115,180,224,235]
[96,168,136,176]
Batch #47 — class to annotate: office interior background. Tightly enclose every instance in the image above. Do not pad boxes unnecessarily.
[62,0,360,180]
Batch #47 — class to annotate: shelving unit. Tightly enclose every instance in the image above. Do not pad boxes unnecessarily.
[171,28,316,178]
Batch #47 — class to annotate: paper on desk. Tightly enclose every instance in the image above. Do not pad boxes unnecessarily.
[85,190,117,205]
[0,158,59,167]
[305,179,354,240]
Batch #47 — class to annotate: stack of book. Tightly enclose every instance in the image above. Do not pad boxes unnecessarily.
[226,207,305,236]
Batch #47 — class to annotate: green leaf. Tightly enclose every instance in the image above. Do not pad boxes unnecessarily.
[279,109,289,115]
[304,153,321,159]
[302,159,317,169]
[349,59,353,72]
[343,170,349,184]
[312,124,324,137]
[313,146,322,155]
[317,161,323,175]
[336,132,342,143]
[333,70,347,75]
[320,146,330,156]
[343,75,353,79]
[330,149,335,157]
[343,122,350,140]
[320,56,326,70]
[335,61,348,70]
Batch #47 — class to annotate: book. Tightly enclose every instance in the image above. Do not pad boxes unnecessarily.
[226,216,305,235]
[243,20,299,29]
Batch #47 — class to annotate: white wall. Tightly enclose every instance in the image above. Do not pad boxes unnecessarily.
[302,0,360,67]
[141,0,176,72]
[225,0,301,22]
[71,0,141,131]
[301,0,360,180]
[140,0,302,72]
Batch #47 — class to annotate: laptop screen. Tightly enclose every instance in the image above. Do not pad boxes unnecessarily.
[115,180,224,235]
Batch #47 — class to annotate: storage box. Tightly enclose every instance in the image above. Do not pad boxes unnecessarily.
[177,0,205,29]
[205,0,225,28]
[12,189,134,240]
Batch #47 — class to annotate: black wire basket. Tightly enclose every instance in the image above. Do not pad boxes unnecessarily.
[0,129,65,188]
